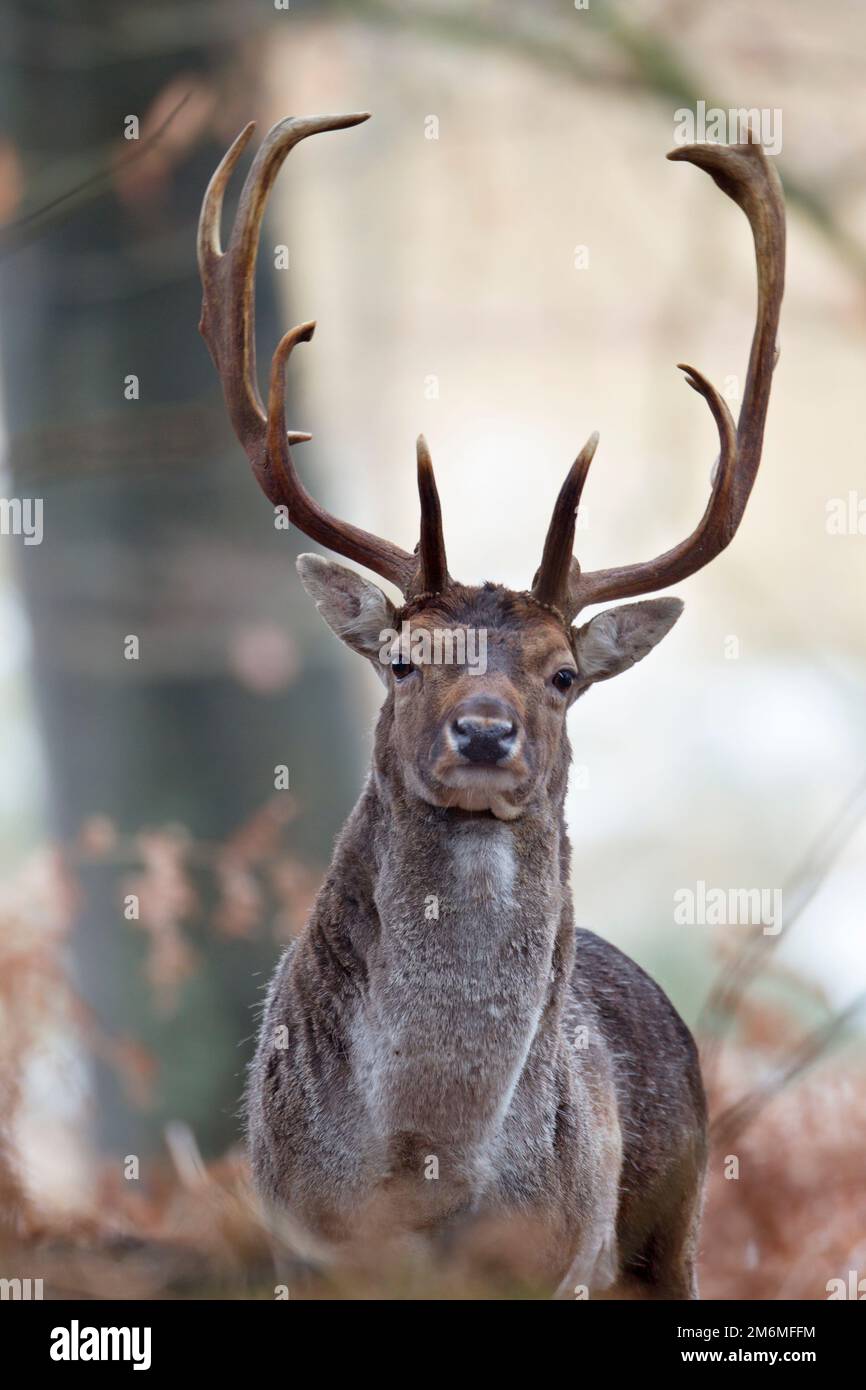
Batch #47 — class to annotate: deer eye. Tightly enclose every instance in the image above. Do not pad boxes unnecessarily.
[391,659,415,681]
[552,668,576,693]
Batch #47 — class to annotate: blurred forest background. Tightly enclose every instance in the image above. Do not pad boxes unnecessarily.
[0,0,864,1298]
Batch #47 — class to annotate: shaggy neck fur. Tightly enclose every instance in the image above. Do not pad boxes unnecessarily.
[337,713,575,1207]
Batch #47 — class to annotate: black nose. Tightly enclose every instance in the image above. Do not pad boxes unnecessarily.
[450,699,518,766]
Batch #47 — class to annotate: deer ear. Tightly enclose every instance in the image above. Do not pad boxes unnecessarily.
[297,554,397,675]
[573,597,684,685]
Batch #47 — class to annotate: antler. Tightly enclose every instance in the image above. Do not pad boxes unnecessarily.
[531,431,599,610]
[533,134,785,620]
[198,114,449,596]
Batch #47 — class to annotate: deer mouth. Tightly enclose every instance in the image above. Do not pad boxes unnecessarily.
[440,765,521,791]
[410,763,528,821]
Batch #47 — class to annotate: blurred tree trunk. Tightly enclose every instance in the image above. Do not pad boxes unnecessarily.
[0,1,359,1158]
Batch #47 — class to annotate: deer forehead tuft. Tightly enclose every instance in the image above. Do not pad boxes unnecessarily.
[400,584,568,637]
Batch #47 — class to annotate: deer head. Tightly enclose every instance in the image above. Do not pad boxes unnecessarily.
[198,115,784,821]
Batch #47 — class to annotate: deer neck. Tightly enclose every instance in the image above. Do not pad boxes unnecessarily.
[343,750,574,1176]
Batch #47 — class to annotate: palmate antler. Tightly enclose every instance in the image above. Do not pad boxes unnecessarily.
[199,117,784,619]
[533,134,785,620]
[197,113,448,598]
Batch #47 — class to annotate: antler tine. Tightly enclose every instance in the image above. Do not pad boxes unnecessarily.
[197,121,259,440]
[563,134,784,619]
[531,432,599,611]
[415,435,449,595]
[567,367,738,612]
[198,114,418,593]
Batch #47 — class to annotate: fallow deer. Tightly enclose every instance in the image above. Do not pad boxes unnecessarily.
[197,114,784,1298]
